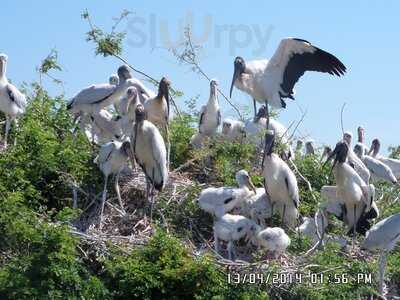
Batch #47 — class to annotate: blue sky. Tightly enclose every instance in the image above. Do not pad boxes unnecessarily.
[2,1,399,153]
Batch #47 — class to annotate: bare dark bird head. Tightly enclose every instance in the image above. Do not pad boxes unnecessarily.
[325,141,348,170]
[159,77,171,117]
[135,104,146,122]
[322,145,332,158]
[230,56,246,98]
[369,138,381,156]
[264,132,275,156]
[121,141,132,156]
[117,65,132,82]
[126,86,138,98]
[343,131,353,145]
[210,79,218,96]
[357,126,365,143]
[255,105,267,122]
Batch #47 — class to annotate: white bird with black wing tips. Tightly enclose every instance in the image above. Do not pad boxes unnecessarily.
[130,104,168,220]
[343,131,371,184]
[354,142,397,184]
[198,170,256,219]
[198,79,221,137]
[230,38,346,118]
[0,54,27,147]
[362,213,400,296]
[262,132,300,228]
[68,65,135,115]
[369,138,400,179]
[325,141,376,247]
[95,140,131,229]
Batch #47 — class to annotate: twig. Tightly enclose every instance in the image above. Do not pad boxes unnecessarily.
[288,109,308,142]
[340,102,346,134]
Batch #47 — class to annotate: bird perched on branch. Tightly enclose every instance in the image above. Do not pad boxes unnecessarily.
[0,53,27,147]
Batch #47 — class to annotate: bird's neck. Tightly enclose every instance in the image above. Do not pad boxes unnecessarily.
[207,90,218,106]
[0,61,6,83]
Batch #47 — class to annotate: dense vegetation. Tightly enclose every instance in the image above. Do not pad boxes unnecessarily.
[0,83,399,300]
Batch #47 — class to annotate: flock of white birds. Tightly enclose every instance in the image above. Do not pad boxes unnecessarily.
[1,37,400,296]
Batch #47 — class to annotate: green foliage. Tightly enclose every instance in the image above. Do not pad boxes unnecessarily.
[0,85,100,210]
[0,194,109,300]
[169,113,196,169]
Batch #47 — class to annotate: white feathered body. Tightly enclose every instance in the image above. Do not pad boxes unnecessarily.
[263,153,299,227]
[132,120,168,190]
[96,141,129,177]
[237,188,272,226]
[256,227,290,255]
[0,80,26,117]
[222,118,244,141]
[199,94,220,137]
[198,185,253,218]
[213,214,255,242]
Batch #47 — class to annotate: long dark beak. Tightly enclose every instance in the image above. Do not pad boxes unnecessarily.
[264,133,275,156]
[166,88,170,123]
[230,67,240,98]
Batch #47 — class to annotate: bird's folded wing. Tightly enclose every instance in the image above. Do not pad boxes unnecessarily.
[72,84,116,105]
[7,84,27,109]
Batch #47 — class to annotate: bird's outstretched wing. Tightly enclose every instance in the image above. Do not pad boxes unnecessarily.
[7,84,26,110]
[70,84,116,107]
[268,38,346,98]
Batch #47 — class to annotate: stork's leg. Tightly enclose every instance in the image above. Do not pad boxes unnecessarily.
[282,204,286,227]
[4,115,10,148]
[227,241,234,261]
[270,202,275,226]
[99,175,108,230]
[166,125,171,171]
[114,170,126,214]
[378,252,388,296]
[149,168,156,221]
[261,101,270,168]
[214,230,219,254]
[352,204,356,249]
[13,118,18,146]
[253,98,257,118]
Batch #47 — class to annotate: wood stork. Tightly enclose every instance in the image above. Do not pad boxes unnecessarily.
[198,79,221,137]
[89,109,123,144]
[221,118,245,142]
[130,104,168,220]
[95,141,131,229]
[237,187,272,227]
[325,141,376,247]
[361,213,400,296]
[109,74,119,86]
[321,185,379,237]
[354,143,397,184]
[119,87,140,137]
[67,65,134,115]
[244,105,290,149]
[262,132,300,228]
[321,145,332,162]
[369,138,400,179]
[305,140,316,156]
[294,140,304,160]
[254,226,291,258]
[229,38,346,118]
[0,53,27,147]
[343,131,370,184]
[144,77,171,165]
[198,169,256,219]
[213,213,258,261]
[357,126,369,155]
[296,210,328,243]
[189,132,206,149]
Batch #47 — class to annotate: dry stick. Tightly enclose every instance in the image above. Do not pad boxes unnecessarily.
[84,13,182,119]
[340,102,347,134]
[180,28,244,120]
[288,109,308,143]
